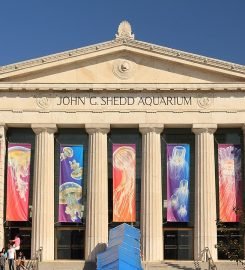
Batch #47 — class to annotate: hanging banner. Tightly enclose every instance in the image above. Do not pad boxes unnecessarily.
[218,144,242,222]
[6,143,31,221]
[59,145,84,222]
[113,144,136,222]
[167,144,190,222]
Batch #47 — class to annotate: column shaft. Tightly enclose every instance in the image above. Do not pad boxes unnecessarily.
[85,124,109,261]
[192,124,217,261]
[0,125,6,248]
[140,124,164,262]
[31,124,57,261]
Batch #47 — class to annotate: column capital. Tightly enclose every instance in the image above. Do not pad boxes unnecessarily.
[192,124,217,135]
[139,124,164,134]
[31,124,57,135]
[85,124,110,135]
[242,124,245,134]
[0,124,7,140]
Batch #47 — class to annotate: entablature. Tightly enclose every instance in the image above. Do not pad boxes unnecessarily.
[0,83,245,92]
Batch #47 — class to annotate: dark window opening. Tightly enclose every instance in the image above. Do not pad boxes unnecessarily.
[164,230,193,260]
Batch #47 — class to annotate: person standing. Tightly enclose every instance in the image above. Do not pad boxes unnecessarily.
[10,235,20,251]
[7,245,15,270]
[15,252,25,270]
[1,249,7,260]
[0,251,6,270]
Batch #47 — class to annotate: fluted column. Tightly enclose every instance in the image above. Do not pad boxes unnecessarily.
[85,124,110,261]
[31,124,57,261]
[139,124,164,262]
[0,124,6,249]
[192,124,217,261]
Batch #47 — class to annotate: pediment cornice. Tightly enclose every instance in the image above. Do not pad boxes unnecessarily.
[0,37,245,79]
[0,83,245,92]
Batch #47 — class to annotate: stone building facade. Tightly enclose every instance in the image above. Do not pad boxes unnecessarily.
[0,22,245,269]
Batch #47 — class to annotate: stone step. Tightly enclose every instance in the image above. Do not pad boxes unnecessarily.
[38,260,245,270]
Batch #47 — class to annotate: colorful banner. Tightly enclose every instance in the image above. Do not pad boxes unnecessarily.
[59,145,84,222]
[218,144,242,222]
[6,143,31,221]
[167,144,190,222]
[113,144,136,222]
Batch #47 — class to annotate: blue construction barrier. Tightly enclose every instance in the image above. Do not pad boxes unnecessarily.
[97,223,143,270]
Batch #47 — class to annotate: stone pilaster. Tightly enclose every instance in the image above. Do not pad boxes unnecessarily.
[192,124,217,261]
[139,124,164,262]
[0,124,6,249]
[85,124,110,261]
[31,124,57,261]
[242,125,245,260]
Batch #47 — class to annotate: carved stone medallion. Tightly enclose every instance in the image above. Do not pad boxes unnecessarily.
[36,96,50,109]
[197,94,214,109]
[113,58,136,79]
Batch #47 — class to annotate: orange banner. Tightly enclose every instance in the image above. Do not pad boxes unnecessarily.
[218,144,242,222]
[113,144,136,222]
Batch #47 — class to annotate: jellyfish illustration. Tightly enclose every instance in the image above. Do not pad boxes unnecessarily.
[59,182,83,222]
[113,145,136,221]
[69,160,83,180]
[176,179,189,206]
[218,145,242,221]
[170,194,179,210]
[8,146,31,201]
[168,146,189,182]
[60,147,73,161]
[178,204,188,219]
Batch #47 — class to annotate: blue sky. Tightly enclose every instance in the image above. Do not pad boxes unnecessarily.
[0,0,245,66]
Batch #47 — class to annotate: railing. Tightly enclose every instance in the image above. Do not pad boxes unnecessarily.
[23,247,43,270]
[205,247,217,270]
[195,247,217,270]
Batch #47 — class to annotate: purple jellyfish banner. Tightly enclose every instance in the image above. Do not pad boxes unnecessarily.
[167,144,190,222]
[59,145,84,222]
[218,144,242,222]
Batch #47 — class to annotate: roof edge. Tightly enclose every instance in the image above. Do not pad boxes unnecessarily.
[0,38,245,77]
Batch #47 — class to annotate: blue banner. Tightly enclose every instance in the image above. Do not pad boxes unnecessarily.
[167,144,190,222]
[59,145,84,222]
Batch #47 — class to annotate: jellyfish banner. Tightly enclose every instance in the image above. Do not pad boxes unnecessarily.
[218,144,242,222]
[167,144,190,222]
[59,145,84,222]
[6,143,31,221]
[113,144,136,222]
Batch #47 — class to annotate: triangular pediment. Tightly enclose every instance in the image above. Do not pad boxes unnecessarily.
[1,38,245,84]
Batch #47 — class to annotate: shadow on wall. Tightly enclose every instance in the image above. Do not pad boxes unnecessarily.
[84,243,107,270]
[83,261,96,270]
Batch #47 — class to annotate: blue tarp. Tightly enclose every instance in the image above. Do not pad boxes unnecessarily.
[97,223,143,270]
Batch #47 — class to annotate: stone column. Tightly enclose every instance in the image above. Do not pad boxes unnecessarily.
[31,124,57,261]
[139,124,164,262]
[192,124,217,261]
[242,125,245,259]
[0,124,6,249]
[85,124,110,261]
